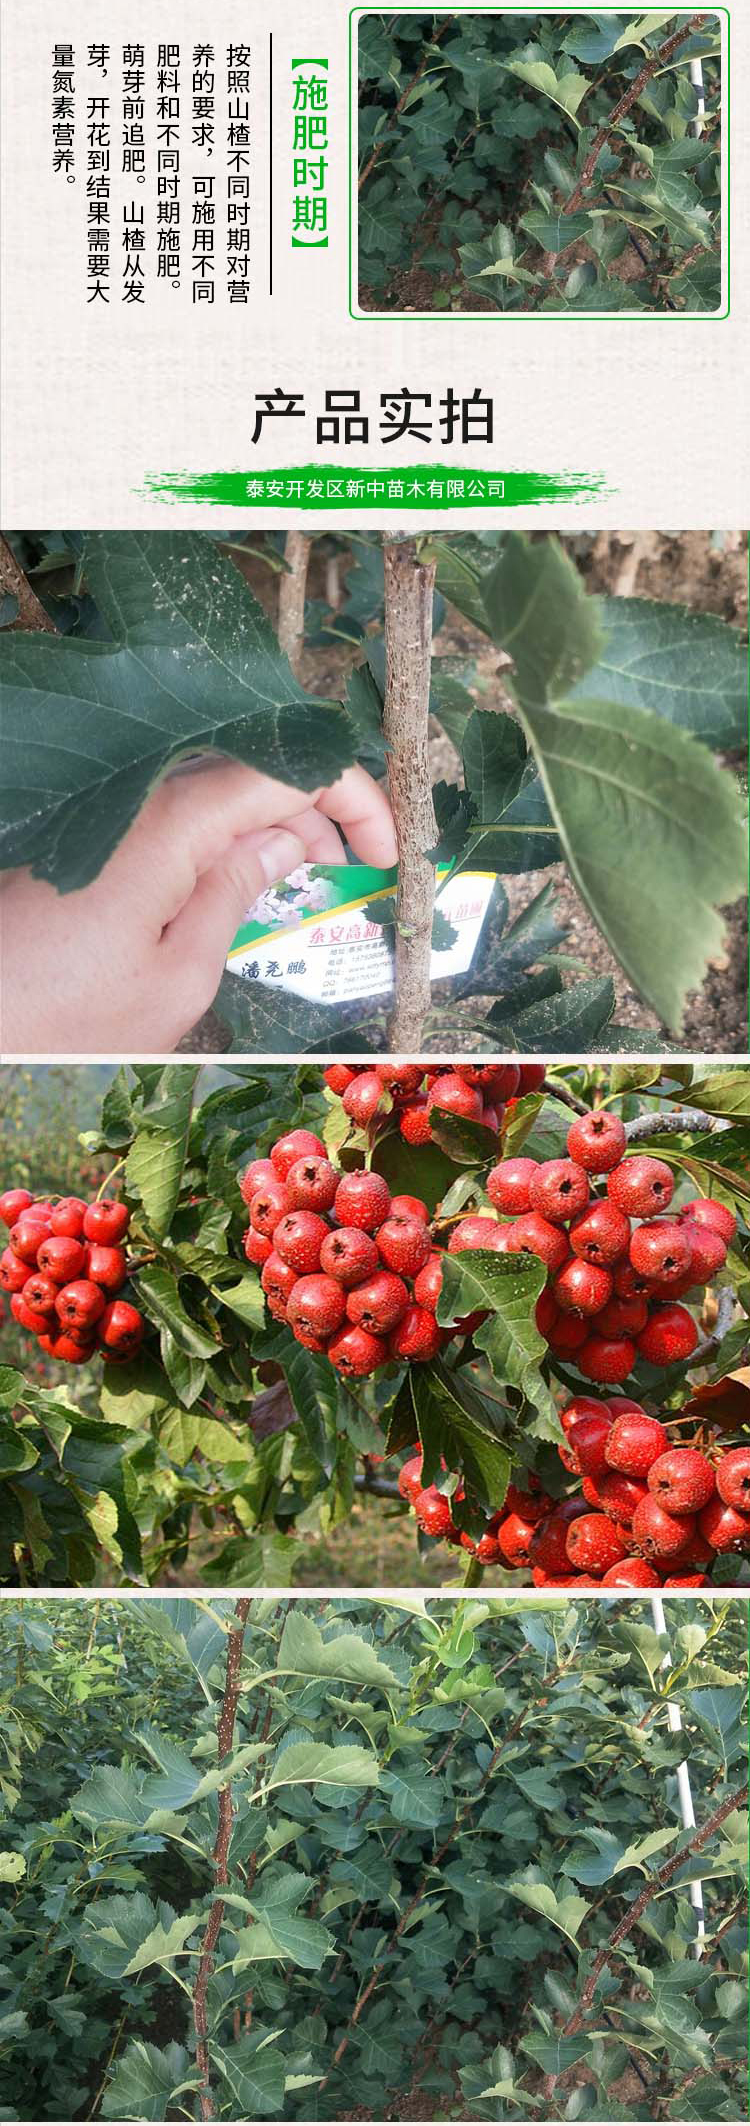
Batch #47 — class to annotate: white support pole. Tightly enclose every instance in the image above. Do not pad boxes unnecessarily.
[690,57,706,137]
[650,1593,706,1957]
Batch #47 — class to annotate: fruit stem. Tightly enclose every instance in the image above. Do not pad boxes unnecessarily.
[96,1159,126,1202]
[462,1553,485,1588]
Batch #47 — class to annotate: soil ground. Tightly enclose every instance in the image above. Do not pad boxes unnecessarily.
[182,529,748,1056]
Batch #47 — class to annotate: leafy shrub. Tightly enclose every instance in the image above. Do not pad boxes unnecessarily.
[358,11,723,313]
[2,1061,750,1588]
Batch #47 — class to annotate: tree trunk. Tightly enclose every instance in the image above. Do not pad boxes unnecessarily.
[382,537,438,1051]
[277,531,311,677]
[193,1598,251,2119]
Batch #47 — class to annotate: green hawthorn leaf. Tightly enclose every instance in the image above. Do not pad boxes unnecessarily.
[518,693,746,1031]
[372,1133,458,1213]
[131,1265,219,1358]
[102,2043,194,2120]
[232,1912,333,1968]
[381,1765,444,1828]
[433,539,491,632]
[0,531,356,891]
[79,1893,190,1977]
[461,709,561,872]
[124,1070,198,1239]
[406,1358,512,1510]
[570,596,746,750]
[507,1881,589,1942]
[520,206,594,251]
[482,534,605,706]
[427,1108,503,1165]
[0,1852,26,1884]
[275,1608,400,1692]
[122,1908,201,1977]
[265,1741,380,1793]
[213,2038,286,2118]
[613,1826,681,1875]
[436,1250,558,1429]
[487,975,616,1052]
[507,55,588,119]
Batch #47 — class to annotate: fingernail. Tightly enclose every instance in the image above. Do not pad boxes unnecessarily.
[256,829,306,885]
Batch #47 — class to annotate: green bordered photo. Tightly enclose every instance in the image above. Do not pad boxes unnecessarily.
[349,6,729,319]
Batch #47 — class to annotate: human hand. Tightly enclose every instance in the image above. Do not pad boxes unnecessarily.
[0,757,397,1054]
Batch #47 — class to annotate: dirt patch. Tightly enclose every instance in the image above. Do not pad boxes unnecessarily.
[181,531,748,1056]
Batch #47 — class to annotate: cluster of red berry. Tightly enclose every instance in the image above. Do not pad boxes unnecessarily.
[242,1126,443,1376]
[0,1190,143,1364]
[399,1395,750,1587]
[323,1061,546,1141]
[481,1109,736,1383]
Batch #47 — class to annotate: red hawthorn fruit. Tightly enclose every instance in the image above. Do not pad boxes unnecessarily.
[447,1215,500,1253]
[663,1573,709,1587]
[475,1533,502,1564]
[607,1156,674,1219]
[569,1201,631,1265]
[239,1157,277,1204]
[516,1064,546,1095]
[662,1530,714,1573]
[528,1498,588,1574]
[553,1259,613,1316]
[636,1304,698,1367]
[285,1156,338,1213]
[578,1333,636,1384]
[15,1296,57,1335]
[508,1213,569,1274]
[486,1158,539,1214]
[0,1188,34,1225]
[36,1236,87,1283]
[679,1220,727,1282]
[287,1274,347,1339]
[596,1294,649,1338]
[427,1073,483,1122]
[261,1252,300,1310]
[566,1514,628,1574]
[547,1310,589,1354]
[399,1104,433,1146]
[605,1411,667,1478]
[343,1071,386,1127]
[0,1248,33,1293]
[562,1410,612,1479]
[535,1286,558,1337]
[414,1253,443,1312]
[97,1300,144,1357]
[591,1471,648,1525]
[647,1449,716,1515]
[629,1221,692,1283]
[529,1159,590,1225]
[83,1244,128,1293]
[460,1063,520,1100]
[49,1197,88,1238]
[716,1448,750,1513]
[606,1396,647,1418]
[333,1170,391,1234]
[324,1064,358,1094]
[602,1559,662,1587]
[55,1279,106,1331]
[319,1226,380,1288]
[497,1511,538,1567]
[613,1261,651,1300]
[82,1200,131,1245]
[389,1304,443,1362]
[397,1453,423,1502]
[414,1486,456,1537]
[375,1064,424,1097]
[390,1195,429,1223]
[698,1496,750,1552]
[327,1324,388,1377]
[346,1270,409,1334]
[291,1323,330,1353]
[566,1111,627,1174]
[499,1484,551,1527]
[271,1130,326,1180]
[273,1211,330,1275]
[377,1215,431,1277]
[492,1223,521,1254]
[244,1227,273,1266]
[680,1197,737,1244]
[560,1395,610,1435]
[45,1331,97,1365]
[631,1494,696,1559]
[23,1272,58,1314]
[250,1179,291,1237]
[9,1215,52,1263]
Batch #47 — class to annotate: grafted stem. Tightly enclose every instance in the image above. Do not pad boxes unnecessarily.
[382,537,438,1051]
[277,532,311,677]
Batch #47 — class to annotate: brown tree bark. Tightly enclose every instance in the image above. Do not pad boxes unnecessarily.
[277,531,311,677]
[193,1598,251,2120]
[382,537,438,1051]
[0,533,57,633]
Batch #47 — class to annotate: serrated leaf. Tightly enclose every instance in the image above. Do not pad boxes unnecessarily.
[275,1609,399,1692]
[437,1250,558,1427]
[507,1881,589,1942]
[518,692,746,1031]
[265,1741,380,1794]
[482,534,605,706]
[131,1264,218,1358]
[214,2038,286,2118]
[407,1360,511,1512]
[102,2041,192,2121]
[572,596,747,750]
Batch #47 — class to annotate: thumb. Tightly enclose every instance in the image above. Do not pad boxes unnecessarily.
[158,826,306,998]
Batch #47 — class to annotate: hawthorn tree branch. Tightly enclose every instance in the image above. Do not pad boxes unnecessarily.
[542,15,711,274]
[277,532,312,678]
[193,1598,251,2120]
[0,533,57,633]
[382,536,438,1051]
[550,1780,748,2069]
[358,18,457,192]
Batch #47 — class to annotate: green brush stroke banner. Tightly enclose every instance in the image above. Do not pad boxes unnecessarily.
[142,462,609,510]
